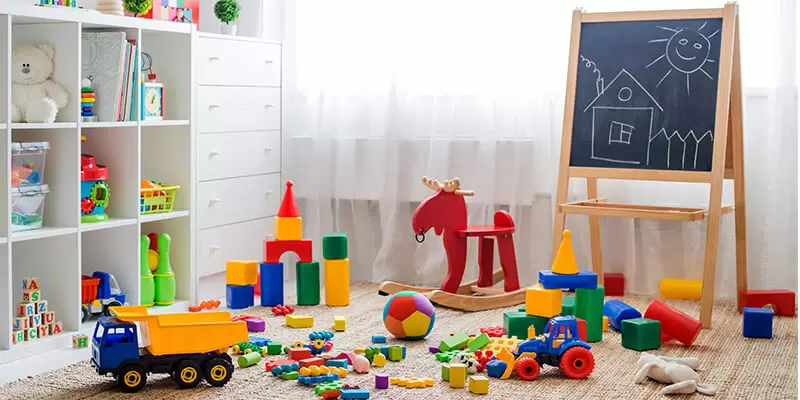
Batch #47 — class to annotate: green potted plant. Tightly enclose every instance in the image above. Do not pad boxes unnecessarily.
[214,0,241,35]
[124,0,152,17]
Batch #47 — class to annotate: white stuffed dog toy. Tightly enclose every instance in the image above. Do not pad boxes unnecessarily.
[11,44,69,123]
[635,352,717,396]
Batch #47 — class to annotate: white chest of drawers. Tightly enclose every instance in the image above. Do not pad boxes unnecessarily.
[195,33,281,299]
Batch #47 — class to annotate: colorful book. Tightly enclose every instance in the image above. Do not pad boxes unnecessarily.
[81,32,127,122]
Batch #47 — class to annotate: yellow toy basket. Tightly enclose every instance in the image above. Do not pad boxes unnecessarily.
[140,185,180,215]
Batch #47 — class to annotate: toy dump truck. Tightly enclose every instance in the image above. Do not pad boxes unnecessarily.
[91,305,248,392]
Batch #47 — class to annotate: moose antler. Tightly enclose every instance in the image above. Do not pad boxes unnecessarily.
[421,176,474,196]
[421,176,443,191]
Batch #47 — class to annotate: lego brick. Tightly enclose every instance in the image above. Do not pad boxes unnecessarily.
[743,307,773,338]
[12,330,25,344]
[576,286,604,343]
[287,314,314,328]
[275,216,303,241]
[604,273,625,296]
[296,261,320,306]
[43,311,55,325]
[265,359,297,372]
[467,332,491,351]
[449,363,467,388]
[264,239,313,263]
[603,299,642,331]
[49,321,62,335]
[376,373,389,389]
[603,316,608,332]
[621,318,661,351]
[22,277,40,292]
[281,371,300,380]
[525,286,562,318]
[375,344,406,360]
[334,315,346,331]
[480,326,504,337]
[249,336,270,346]
[324,258,350,306]
[322,233,348,260]
[575,317,587,341]
[660,278,702,301]
[561,295,576,316]
[439,332,470,352]
[18,303,35,317]
[226,284,255,309]
[371,335,386,344]
[738,290,796,317]
[326,359,348,369]
[246,318,265,332]
[485,335,522,354]
[267,342,283,355]
[539,270,598,290]
[12,317,28,331]
[289,347,313,361]
[503,311,548,339]
[35,300,48,314]
[469,375,489,395]
[226,260,259,286]
[22,290,40,303]
[340,389,370,399]
[259,262,284,307]
[441,364,450,381]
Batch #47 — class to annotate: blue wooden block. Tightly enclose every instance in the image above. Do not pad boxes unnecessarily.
[226,284,254,309]
[539,270,598,290]
[371,335,386,343]
[743,307,773,338]
[326,359,348,368]
[603,299,642,330]
[341,388,370,399]
[260,262,284,307]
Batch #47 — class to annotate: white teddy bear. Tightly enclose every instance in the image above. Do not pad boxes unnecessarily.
[11,44,69,123]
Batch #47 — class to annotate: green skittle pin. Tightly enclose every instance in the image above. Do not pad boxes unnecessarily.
[140,235,155,307]
[153,233,176,306]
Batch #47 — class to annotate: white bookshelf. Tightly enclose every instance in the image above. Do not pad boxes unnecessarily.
[0,4,196,385]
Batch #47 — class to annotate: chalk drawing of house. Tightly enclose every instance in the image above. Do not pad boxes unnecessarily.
[582,69,664,165]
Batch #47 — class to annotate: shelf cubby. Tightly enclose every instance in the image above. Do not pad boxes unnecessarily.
[141,30,191,122]
[80,126,139,221]
[81,224,140,308]
[141,218,193,304]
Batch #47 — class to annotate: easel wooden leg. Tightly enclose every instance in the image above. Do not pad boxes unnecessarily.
[730,14,748,308]
[586,178,604,283]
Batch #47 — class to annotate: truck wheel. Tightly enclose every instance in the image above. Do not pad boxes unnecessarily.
[102,300,123,316]
[559,347,595,379]
[204,357,234,387]
[81,305,89,323]
[117,363,147,392]
[514,357,541,381]
[174,360,203,389]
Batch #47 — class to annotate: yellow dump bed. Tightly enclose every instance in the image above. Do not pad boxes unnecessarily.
[110,305,248,356]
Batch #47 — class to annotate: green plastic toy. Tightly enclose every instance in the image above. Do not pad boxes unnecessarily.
[140,235,155,306]
[153,233,176,306]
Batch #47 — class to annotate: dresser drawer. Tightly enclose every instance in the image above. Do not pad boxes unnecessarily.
[197,173,282,229]
[198,131,281,181]
[198,218,274,278]
[197,86,280,133]
[198,38,281,87]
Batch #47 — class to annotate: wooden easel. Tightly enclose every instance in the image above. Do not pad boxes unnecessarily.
[552,3,747,328]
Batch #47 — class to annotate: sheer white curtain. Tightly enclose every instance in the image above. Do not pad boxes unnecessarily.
[282,0,797,298]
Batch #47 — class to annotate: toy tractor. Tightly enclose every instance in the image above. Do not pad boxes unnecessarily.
[496,316,595,380]
[81,271,127,322]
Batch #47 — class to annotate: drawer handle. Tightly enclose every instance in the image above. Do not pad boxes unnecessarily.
[209,245,220,254]
[264,147,273,153]
[208,104,221,110]
[265,60,273,64]
[265,191,274,197]
[208,56,221,61]
[264,104,275,108]
[209,151,221,157]
[209,198,223,206]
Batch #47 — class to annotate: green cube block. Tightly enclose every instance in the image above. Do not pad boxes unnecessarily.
[388,345,403,361]
[441,364,450,381]
[561,295,576,316]
[467,333,491,351]
[439,332,469,352]
[322,233,348,260]
[621,318,661,351]
[296,261,320,305]
[503,311,549,339]
[267,342,283,355]
[281,371,299,380]
[575,286,604,342]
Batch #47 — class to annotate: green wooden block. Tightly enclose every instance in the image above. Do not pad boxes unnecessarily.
[281,371,299,380]
[439,332,470,352]
[296,261,320,305]
[267,342,283,355]
[621,318,661,351]
[322,233,348,260]
[576,286,604,342]
[388,345,403,361]
[561,295,576,316]
[441,364,450,382]
[467,333,491,351]
[503,311,548,339]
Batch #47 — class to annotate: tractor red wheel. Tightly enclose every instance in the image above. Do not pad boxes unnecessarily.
[514,357,541,381]
[559,347,595,379]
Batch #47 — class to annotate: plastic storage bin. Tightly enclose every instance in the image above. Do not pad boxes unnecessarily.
[11,142,49,187]
[11,184,49,232]
[140,181,180,215]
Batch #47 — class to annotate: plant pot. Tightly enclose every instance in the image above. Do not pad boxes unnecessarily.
[221,23,237,36]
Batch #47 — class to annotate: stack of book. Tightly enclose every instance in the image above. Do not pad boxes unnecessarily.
[81,32,140,122]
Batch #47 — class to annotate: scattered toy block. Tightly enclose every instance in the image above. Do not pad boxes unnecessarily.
[43,311,55,324]
[643,299,702,346]
[12,317,28,331]
[237,351,262,368]
[317,381,345,396]
[37,325,48,338]
[300,357,325,368]
[621,318,661,351]
[604,273,625,296]
[73,333,89,348]
[296,261,321,306]
[372,353,387,367]
[12,330,25,344]
[354,347,366,354]
[503,311,548,339]
[469,376,489,395]
[226,284,255,309]
[743,307,773,338]
[479,326,504,337]
[371,335,386,344]
[334,315,346,331]
[449,364,467,388]
[575,317,587,342]
[324,258,351,306]
[468,332,491,351]
[22,277,40,292]
[561,295,576,316]
[249,336,270,346]
[22,290,40,303]
[246,318,265,332]
[322,233,349,260]
[266,342,283,355]
[340,388,370,399]
[485,335,521,354]
[539,270,598,290]
[434,350,468,363]
[576,286,604,343]
[50,322,62,335]
[226,260,259,286]
[441,364,451,381]
[439,332,470,352]
[260,262,284,307]
[603,299,642,331]
[660,278,702,300]
[265,359,298,372]
[286,314,314,328]
[375,373,389,389]
[602,316,608,332]
[25,327,37,340]
[281,371,300,380]
[17,303,35,317]
[551,230,579,274]
[738,290,796,316]
[264,239,313,264]
[326,359,348,369]
[428,345,440,353]
[485,359,507,378]
[275,216,303,241]
[525,285,562,318]
[388,345,403,361]
[289,347,313,361]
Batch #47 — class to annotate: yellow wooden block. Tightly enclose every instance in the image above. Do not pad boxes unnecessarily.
[324,259,350,306]
[373,353,387,367]
[390,377,401,385]
[660,278,702,300]
[354,347,366,354]
[449,364,466,388]
[334,315,346,331]
[275,217,303,241]
[408,379,424,388]
[525,285,562,318]
[552,230,579,274]
[225,260,258,286]
[602,315,608,332]
[286,314,313,328]
[469,376,489,395]
[423,378,434,387]
[397,378,409,386]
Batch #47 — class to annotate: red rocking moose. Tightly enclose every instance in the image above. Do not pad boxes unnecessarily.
[378,177,526,311]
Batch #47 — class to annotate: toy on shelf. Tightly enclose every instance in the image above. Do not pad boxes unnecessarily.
[80,136,110,223]
[144,232,176,306]
[38,0,78,7]
[143,0,198,24]
[13,277,62,344]
[323,233,350,306]
[140,52,164,120]
[634,353,717,395]
[140,235,155,306]
[140,180,180,214]
[97,0,125,16]
[81,78,98,122]
[379,176,523,311]
[92,305,247,392]
[383,291,435,340]
[11,142,48,187]
[11,44,69,123]
[81,272,127,322]
[11,183,49,232]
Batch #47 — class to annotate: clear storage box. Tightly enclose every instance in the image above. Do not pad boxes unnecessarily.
[12,184,49,232]
[11,142,49,187]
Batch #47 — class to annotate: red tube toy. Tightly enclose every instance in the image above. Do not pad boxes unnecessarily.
[643,299,702,346]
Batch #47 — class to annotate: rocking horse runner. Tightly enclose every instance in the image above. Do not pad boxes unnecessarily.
[378,177,526,311]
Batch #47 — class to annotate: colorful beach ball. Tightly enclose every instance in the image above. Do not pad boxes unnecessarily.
[382,291,436,340]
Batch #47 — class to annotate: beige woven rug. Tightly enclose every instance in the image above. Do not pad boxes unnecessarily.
[0,282,796,399]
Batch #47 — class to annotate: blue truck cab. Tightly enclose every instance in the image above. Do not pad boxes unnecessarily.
[512,316,594,379]
[91,317,140,376]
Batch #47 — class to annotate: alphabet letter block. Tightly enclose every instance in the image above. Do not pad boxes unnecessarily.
[29,314,42,327]
[43,311,55,324]
[22,277,40,292]
[37,325,49,338]
[22,290,40,303]
[12,330,25,344]
[25,327,37,340]
[12,317,28,331]
[50,321,63,335]
[18,303,35,317]
[36,300,48,314]
[72,334,88,348]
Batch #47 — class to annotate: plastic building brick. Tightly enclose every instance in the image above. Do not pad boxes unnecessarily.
[449,364,467,388]
[226,260,258,286]
[388,346,403,361]
[602,316,609,332]
[276,216,303,241]
[644,299,702,346]
[375,373,389,389]
[743,307,773,338]
[324,258,350,306]
[371,335,386,344]
[270,362,300,376]
[439,332,470,352]
[428,346,440,353]
[525,286,562,318]
[289,347,313,361]
[479,326,504,338]
[326,359,348,369]
[441,364,450,381]
[340,389,370,399]
[485,335,521,354]
[237,352,262,368]
[503,311,548,340]
[575,317,587,342]
[738,290,796,316]
[299,373,339,385]
[469,376,489,395]
[226,284,255,309]
[561,295,576,316]
[539,270,599,290]
[287,314,314,328]
[603,299,642,331]
[271,304,294,316]
[467,332,491,351]
[621,318,661,351]
[322,233,348,260]
[316,381,344,395]
[267,342,283,355]
[265,359,297,372]
[334,315,346,331]
[282,371,299,380]
[576,286,604,343]
[260,262,284,307]
[372,353,387,367]
[248,336,270,346]
[296,261,321,306]
[604,273,625,296]
[245,318,265,332]
[300,357,325,368]
[310,331,335,341]
[434,349,466,362]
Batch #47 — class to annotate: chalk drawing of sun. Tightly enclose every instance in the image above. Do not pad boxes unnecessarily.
[645,21,719,95]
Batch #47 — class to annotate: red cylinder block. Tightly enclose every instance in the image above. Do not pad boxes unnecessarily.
[643,299,702,346]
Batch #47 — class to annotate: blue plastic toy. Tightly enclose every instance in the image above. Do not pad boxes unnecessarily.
[81,271,126,322]
[80,152,110,223]
[743,307,773,338]
[299,373,339,385]
[309,331,335,341]
[371,335,386,343]
[260,262,284,307]
[249,336,271,346]
[486,359,507,378]
[226,284,254,309]
[326,359,348,368]
[341,389,370,399]
[603,299,642,330]
[539,270,598,290]
[511,316,595,380]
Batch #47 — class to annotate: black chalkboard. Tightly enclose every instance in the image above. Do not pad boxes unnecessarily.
[570,18,722,171]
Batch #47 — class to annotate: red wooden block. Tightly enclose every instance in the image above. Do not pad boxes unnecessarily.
[289,347,312,361]
[264,239,313,264]
[299,357,324,367]
[265,359,298,372]
[738,290,796,317]
[644,299,701,346]
[575,317,587,342]
[604,273,625,296]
